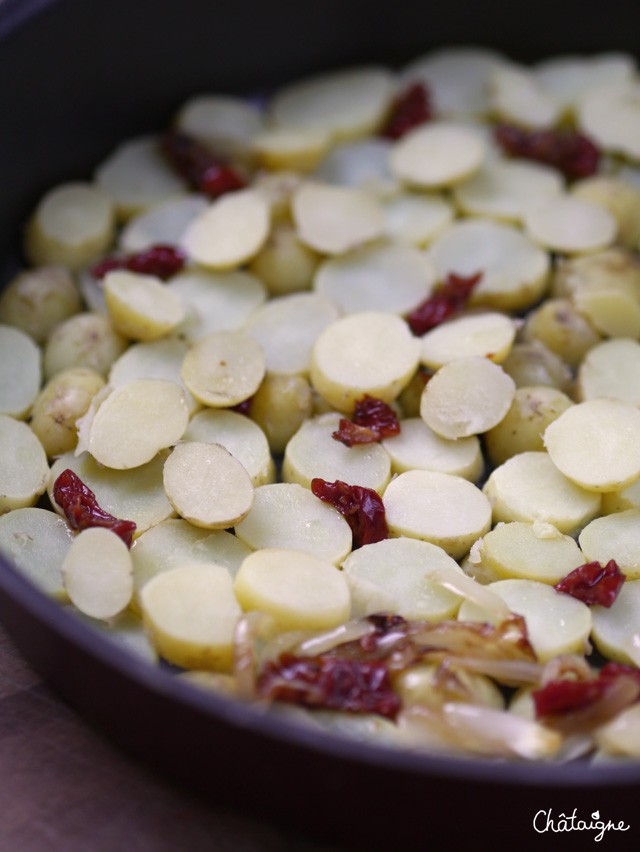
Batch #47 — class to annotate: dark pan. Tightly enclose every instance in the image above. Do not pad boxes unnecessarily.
[1,1,639,848]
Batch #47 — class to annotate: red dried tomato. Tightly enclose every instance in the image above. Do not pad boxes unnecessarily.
[257,652,401,719]
[332,395,400,447]
[406,272,482,336]
[160,129,245,198]
[554,559,625,608]
[91,244,187,281]
[381,81,432,140]
[53,469,136,548]
[311,478,388,548]
[494,123,600,180]
[533,661,640,718]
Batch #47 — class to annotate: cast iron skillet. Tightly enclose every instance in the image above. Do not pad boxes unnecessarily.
[1,1,640,847]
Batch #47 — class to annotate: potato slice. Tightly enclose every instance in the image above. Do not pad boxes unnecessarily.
[25,182,115,270]
[342,537,463,621]
[544,398,640,492]
[95,135,186,219]
[523,196,617,255]
[248,221,321,297]
[282,412,391,493]
[43,312,128,381]
[0,507,73,600]
[577,80,640,161]
[383,469,492,560]
[104,270,185,341]
[591,579,640,667]
[0,416,49,512]
[175,94,264,159]
[579,511,640,580]
[166,268,266,342]
[251,127,331,172]
[269,66,394,141]
[476,521,587,584]
[181,189,270,269]
[87,379,188,469]
[0,266,82,345]
[49,450,173,536]
[291,181,385,255]
[0,324,42,418]
[483,385,573,467]
[390,122,486,189]
[310,311,420,412]
[313,242,435,316]
[130,517,251,601]
[235,483,352,564]
[383,192,453,246]
[181,330,265,407]
[571,176,640,250]
[382,417,483,481]
[119,195,209,253]
[30,367,106,458]
[400,47,507,118]
[601,477,640,515]
[577,339,640,405]
[533,53,635,113]
[314,138,396,196]
[163,441,254,529]
[483,451,601,536]
[109,337,198,415]
[453,159,564,223]
[458,579,591,662]
[62,527,133,620]
[427,219,550,312]
[499,342,572,393]
[520,297,602,369]
[247,374,313,456]
[233,548,351,632]
[140,562,242,671]
[183,409,274,486]
[597,704,640,758]
[488,65,562,129]
[420,312,517,370]
[242,292,339,376]
[420,356,515,439]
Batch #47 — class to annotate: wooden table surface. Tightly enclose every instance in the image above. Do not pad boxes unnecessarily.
[0,621,349,852]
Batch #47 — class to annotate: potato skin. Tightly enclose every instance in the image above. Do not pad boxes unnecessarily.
[483,385,573,467]
[249,374,313,455]
[43,312,128,380]
[0,266,82,345]
[30,367,106,458]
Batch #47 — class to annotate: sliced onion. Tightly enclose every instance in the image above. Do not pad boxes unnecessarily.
[427,564,511,621]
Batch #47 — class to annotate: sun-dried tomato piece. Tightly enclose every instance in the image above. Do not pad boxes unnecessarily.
[91,244,187,281]
[53,469,136,548]
[311,478,388,548]
[554,559,625,608]
[257,652,401,719]
[160,129,245,198]
[332,395,400,447]
[381,81,432,140]
[494,123,600,180]
[406,272,482,336]
[532,661,640,719]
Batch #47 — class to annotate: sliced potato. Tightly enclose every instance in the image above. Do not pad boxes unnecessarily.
[235,482,352,564]
[577,339,640,405]
[499,341,572,393]
[420,356,515,439]
[383,192,453,246]
[488,64,562,129]
[181,330,265,407]
[314,138,396,195]
[291,181,385,255]
[0,507,73,599]
[233,547,351,632]
[251,127,331,172]
[579,511,640,580]
[382,417,483,481]
[175,94,264,159]
[342,536,463,621]
[0,324,42,419]
[544,398,640,492]
[282,412,391,493]
[0,416,49,512]
[181,189,270,269]
[183,408,275,486]
[86,379,188,469]
[597,704,640,757]
[248,221,320,296]
[419,312,517,370]
[247,374,313,456]
[0,266,81,345]
[577,80,640,161]
[571,175,640,250]
[163,442,254,529]
[25,182,115,270]
[118,195,209,253]
[523,196,617,255]
[43,312,128,380]
[591,580,640,667]
[62,527,133,620]
[520,297,602,369]
[103,270,185,341]
[483,451,601,536]
[309,311,420,412]
[390,122,486,189]
[383,469,492,560]
[140,562,242,671]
